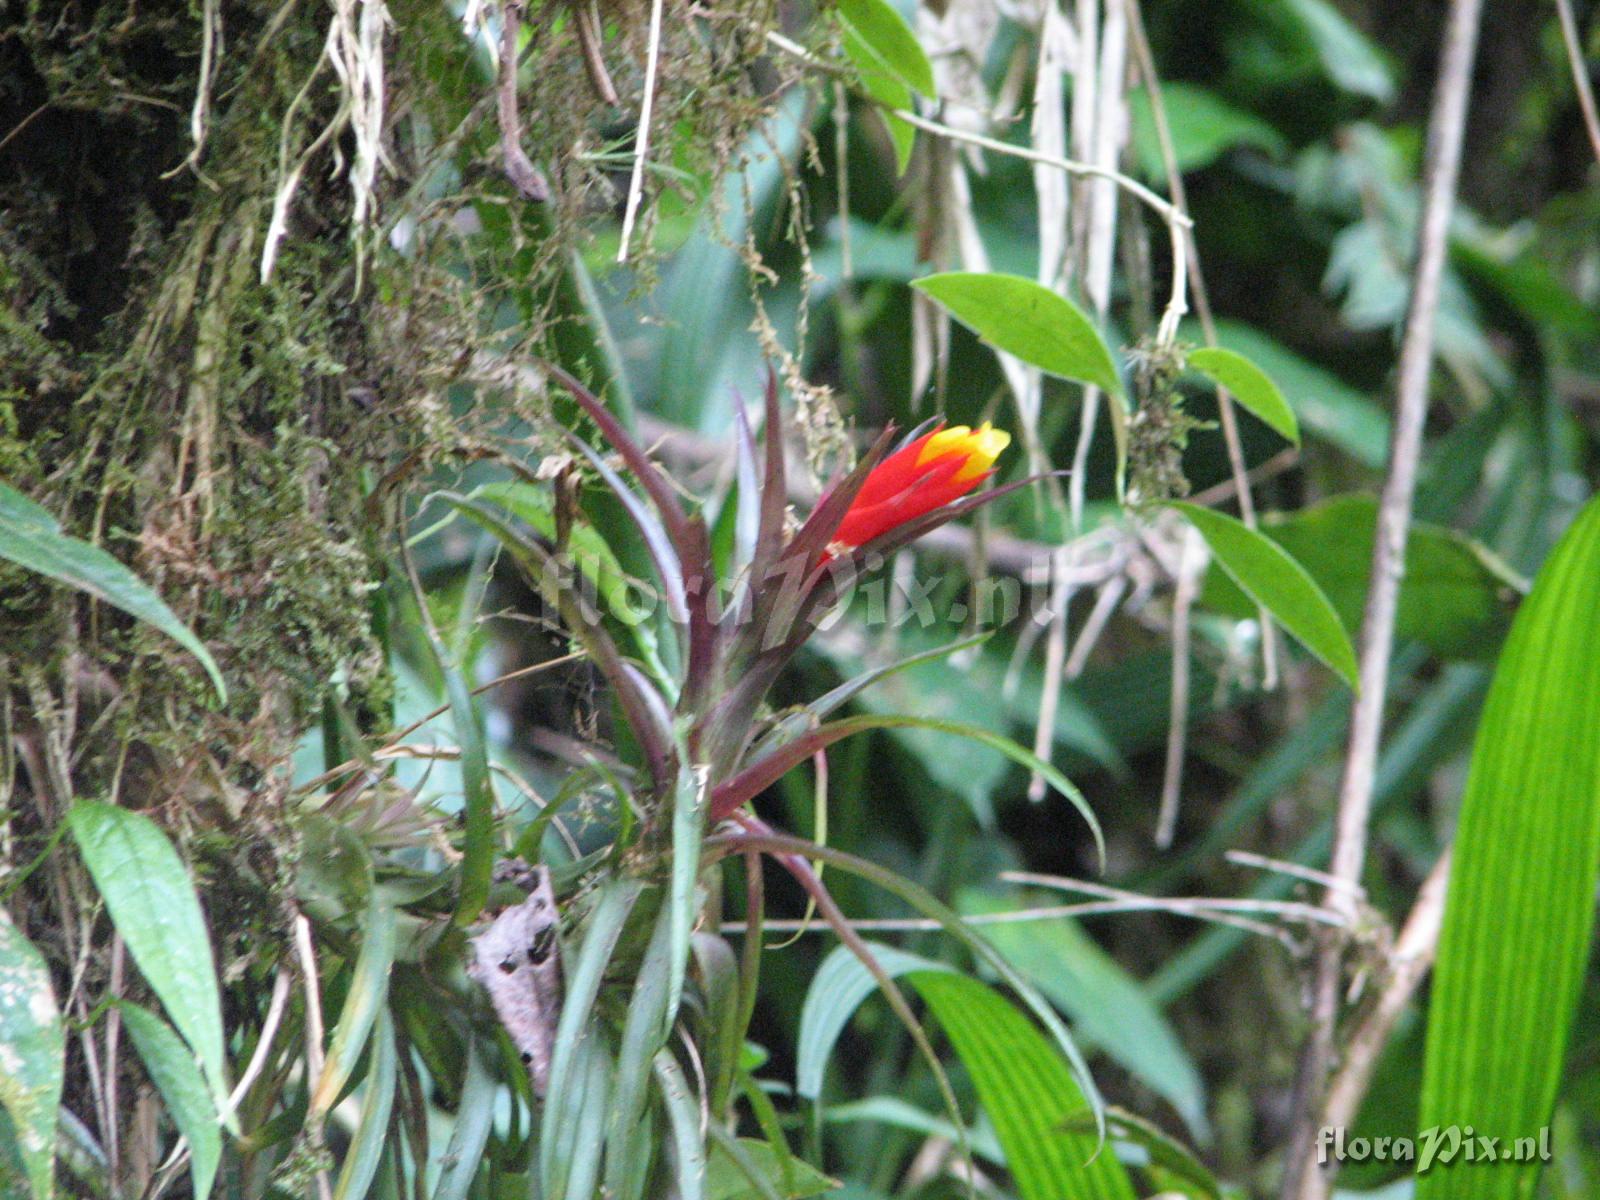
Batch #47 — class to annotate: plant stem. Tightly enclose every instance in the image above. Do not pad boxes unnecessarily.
[1279,0,1484,1193]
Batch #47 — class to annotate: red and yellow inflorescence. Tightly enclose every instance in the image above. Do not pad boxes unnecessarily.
[831,422,1011,550]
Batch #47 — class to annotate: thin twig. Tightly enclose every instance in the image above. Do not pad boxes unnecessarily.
[616,0,665,261]
[1555,0,1600,167]
[1280,0,1484,1192]
[1226,849,1367,898]
[497,0,549,201]
[1156,524,1200,847]
[224,965,294,1118]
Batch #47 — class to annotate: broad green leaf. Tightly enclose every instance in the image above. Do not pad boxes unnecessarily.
[911,971,1137,1200]
[913,273,1123,399]
[837,0,935,98]
[1206,320,1389,466]
[0,483,226,701]
[66,803,229,1116]
[962,891,1209,1142]
[1200,495,1523,660]
[120,1002,220,1200]
[1127,83,1286,178]
[1170,502,1358,687]
[607,899,679,1200]
[0,915,62,1200]
[796,942,953,1101]
[841,24,916,175]
[1417,494,1600,1200]
[1186,346,1299,445]
[706,1138,836,1200]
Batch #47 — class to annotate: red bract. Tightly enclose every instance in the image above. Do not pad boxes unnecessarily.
[831,423,1011,550]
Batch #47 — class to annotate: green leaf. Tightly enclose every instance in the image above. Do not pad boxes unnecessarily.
[1205,320,1390,466]
[962,891,1209,1142]
[0,483,226,701]
[911,972,1137,1200]
[837,0,935,98]
[1417,495,1600,1200]
[1127,83,1286,178]
[120,1002,221,1200]
[841,24,916,175]
[431,1038,495,1200]
[1282,0,1395,101]
[0,915,63,1200]
[912,273,1124,399]
[796,942,953,1101]
[1169,502,1358,687]
[310,896,398,1122]
[1186,346,1299,445]
[66,803,230,1117]
[333,1008,397,1200]
[1199,495,1523,660]
[706,1138,837,1200]
[654,1051,708,1200]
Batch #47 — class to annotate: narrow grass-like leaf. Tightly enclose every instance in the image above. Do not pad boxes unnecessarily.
[713,714,1103,865]
[1186,346,1299,444]
[668,761,707,1032]
[1416,495,1600,1200]
[607,898,677,1200]
[431,1038,495,1200]
[653,1050,707,1200]
[0,915,62,1200]
[912,273,1123,398]
[67,803,229,1116]
[1170,502,1358,687]
[0,484,226,701]
[120,1002,221,1200]
[541,879,642,1196]
[837,0,936,97]
[911,972,1137,1200]
[333,1005,397,1200]
[310,897,398,1122]
[795,942,952,1102]
[438,646,495,928]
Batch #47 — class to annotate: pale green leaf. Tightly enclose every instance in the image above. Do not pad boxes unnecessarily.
[0,484,226,701]
[841,25,916,175]
[120,1002,221,1200]
[1170,502,1358,687]
[837,0,935,98]
[913,273,1124,398]
[1187,346,1299,445]
[0,915,63,1200]
[66,803,230,1116]
[706,1138,836,1200]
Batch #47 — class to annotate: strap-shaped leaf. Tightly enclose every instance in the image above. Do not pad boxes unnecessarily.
[0,483,225,701]
[1416,495,1600,1199]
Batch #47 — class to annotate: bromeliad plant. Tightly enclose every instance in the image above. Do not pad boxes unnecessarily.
[445,365,1105,1200]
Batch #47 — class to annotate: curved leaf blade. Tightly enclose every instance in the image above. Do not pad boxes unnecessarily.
[1170,502,1358,688]
[120,1002,222,1200]
[1186,346,1299,445]
[0,484,226,701]
[912,273,1123,398]
[66,803,229,1116]
[837,0,935,98]
[0,915,63,1200]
